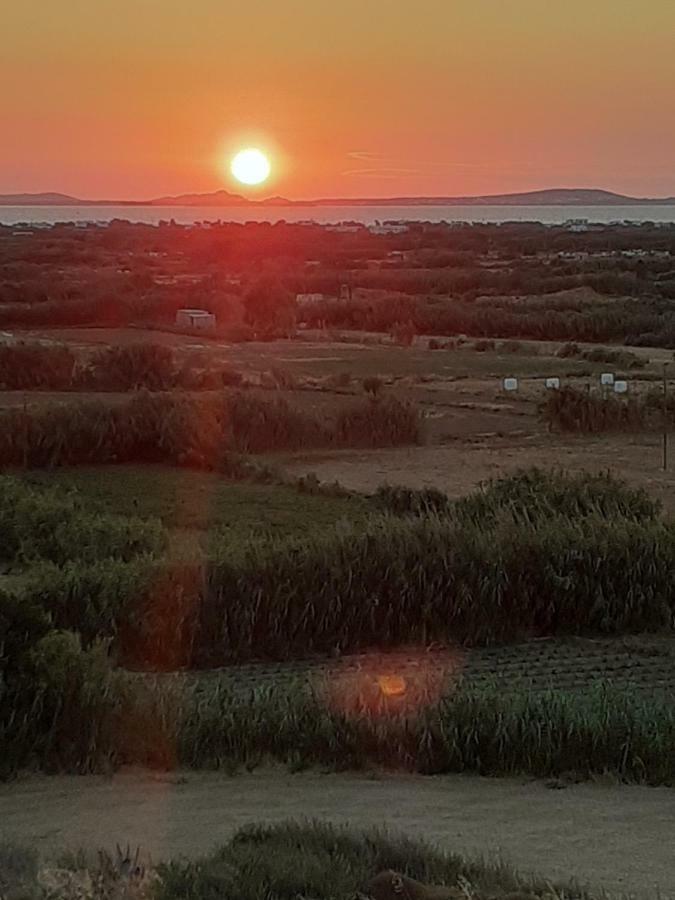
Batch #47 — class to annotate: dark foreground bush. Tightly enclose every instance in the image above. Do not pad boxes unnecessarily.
[154,820,589,900]
[1,822,591,900]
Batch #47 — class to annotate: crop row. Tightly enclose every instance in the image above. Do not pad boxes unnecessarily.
[0,389,419,468]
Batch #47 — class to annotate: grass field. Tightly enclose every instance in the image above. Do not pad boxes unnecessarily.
[20,465,371,538]
[144,635,675,701]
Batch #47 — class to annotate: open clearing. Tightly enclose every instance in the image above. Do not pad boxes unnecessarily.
[2,770,674,898]
[10,328,675,508]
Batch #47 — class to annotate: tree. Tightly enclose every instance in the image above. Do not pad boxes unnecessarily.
[243,277,295,331]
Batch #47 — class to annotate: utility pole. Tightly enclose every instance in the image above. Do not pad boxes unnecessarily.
[663,362,668,472]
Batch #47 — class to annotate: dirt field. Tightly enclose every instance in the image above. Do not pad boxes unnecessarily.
[12,327,675,508]
[283,432,675,510]
[2,770,674,898]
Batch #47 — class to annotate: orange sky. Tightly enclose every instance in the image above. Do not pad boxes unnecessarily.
[3,0,675,200]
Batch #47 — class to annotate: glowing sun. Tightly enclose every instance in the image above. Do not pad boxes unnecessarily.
[230,148,271,186]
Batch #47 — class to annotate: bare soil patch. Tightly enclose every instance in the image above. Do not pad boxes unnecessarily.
[2,770,674,898]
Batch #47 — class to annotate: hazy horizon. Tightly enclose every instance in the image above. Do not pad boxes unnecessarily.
[3,1,675,201]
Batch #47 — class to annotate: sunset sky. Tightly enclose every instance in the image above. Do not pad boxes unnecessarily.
[3,0,675,200]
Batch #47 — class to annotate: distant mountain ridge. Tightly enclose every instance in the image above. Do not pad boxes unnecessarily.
[2,187,675,207]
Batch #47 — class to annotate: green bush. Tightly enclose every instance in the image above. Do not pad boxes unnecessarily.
[455,468,660,525]
[8,471,669,670]
[155,820,574,900]
[373,484,452,517]
[335,398,420,448]
[0,477,166,565]
[0,392,419,470]
[540,386,675,432]
[0,342,76,390]
[83,342,177,390]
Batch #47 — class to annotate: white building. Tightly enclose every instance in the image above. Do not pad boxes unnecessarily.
[175,309,216,330]
[295,293,325,306]
[368,224,409,235]
[563,219,590,233]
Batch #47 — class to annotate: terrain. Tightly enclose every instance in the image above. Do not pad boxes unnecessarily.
[3,187,675,206]
[2,771,673,898]
[3,221,675,898]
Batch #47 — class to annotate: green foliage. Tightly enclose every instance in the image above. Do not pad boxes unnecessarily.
[335,398,420,448]
[0,477,166,565]
[0,586,52,681]
[83,342,177,390]
[373,484,453,517]
[541,386,653,432]
[0,392,419,469]
[455,468,660,525]
[160,680,675,783]
[0,342,76,390]
[155,820,560,900]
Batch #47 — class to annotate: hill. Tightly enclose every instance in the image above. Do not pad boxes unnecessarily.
[1,187,674,207]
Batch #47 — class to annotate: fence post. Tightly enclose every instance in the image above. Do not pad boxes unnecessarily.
[663,363,668,472]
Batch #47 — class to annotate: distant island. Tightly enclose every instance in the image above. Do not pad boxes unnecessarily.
[2,188,675,208]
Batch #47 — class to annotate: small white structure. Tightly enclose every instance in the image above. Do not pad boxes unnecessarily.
[295,293,325,306]
[545,377,560,390]
[369,224,409,235]
[175,309,216,330]
[564,218,590,233]
[614,380,628,394]
[600,373,615,386]
[503,377,519,392]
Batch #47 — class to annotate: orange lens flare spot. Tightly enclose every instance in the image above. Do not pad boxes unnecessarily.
[377,674,407,697]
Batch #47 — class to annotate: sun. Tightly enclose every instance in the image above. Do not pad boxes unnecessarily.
[230,148,271,186]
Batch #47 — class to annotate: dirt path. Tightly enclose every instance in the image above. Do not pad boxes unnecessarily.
[2,770,674,898]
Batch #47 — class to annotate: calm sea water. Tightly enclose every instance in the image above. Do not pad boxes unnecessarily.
[2,204,675,226]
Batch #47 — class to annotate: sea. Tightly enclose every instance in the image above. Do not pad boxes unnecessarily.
[2,204,675,227]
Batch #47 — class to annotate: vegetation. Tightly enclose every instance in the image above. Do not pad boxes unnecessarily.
[4,469,675,779]
[1,821,594,900]
[21,466,370,538]
[3,220,675,346]
[0,391,419,469]
[0,340,244,392]
[541,386,674,432]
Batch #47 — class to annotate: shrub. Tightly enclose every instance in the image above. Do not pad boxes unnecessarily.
[556,341,581,358]
[83,343,177,391]
[0,391,419,469]
[390,320,416,346]
[373,484,452,517]
[362,376,383,397]
[542,387,650,432]
[335,398,420,448]
[455,468,660,525]
[0,342,76,390]
[499,340,523,353]
[154,819,574,900]
[473,339,496,352]
[0,476,166,565]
